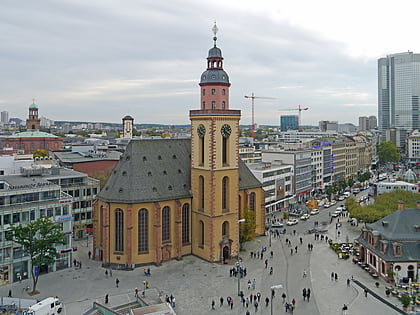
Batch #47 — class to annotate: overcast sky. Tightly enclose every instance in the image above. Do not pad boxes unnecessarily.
[1,0,419,126]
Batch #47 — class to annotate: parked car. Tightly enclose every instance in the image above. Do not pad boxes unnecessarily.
[300,214,310,220]
[271,222,284,228]
[331,210,341,217]
[338,195,345,201]
[310,209,320,215]
[286,219,299,226]
[323,202,331,208]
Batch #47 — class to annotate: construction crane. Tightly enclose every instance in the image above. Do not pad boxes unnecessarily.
[244,93,275,140]
[278,105,309,131]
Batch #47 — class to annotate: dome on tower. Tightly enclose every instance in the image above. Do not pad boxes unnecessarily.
[123,115,134,121]
[200,69,230,84]
[208,46,222,58]
[29,102,38,109]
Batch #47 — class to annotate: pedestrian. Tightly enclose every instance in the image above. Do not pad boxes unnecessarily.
[88,251,91,259]
[105,270,108,278]
[265,297,269,307]
[364,288,368,297]
[282,292,286,303]
[254,301,258,312]
[8,289,12,297]
[291,298,296,308]
[105,294,109,304]
[257,292,261,302]
[172,297,176,307]
[325,236,328,243]
[79,261,82,269]
[347,278,350,287]
[302,288,306,301]
[109,268,113,277]
[342,304,348,314]
[211,300,215,310]
[290,248,293,255]
[246,297,249,308]
[293,229,296,235]
[299,237,302,245]
[303,269,307,278]
[306,289,311,301]
[73,259,76,267]
[270,251,273,258]
[246,310,250,315]
[295,245,298,253]
[331,272,334,281]
[307,243,310,250]
[220,296,224,306]
[230,298,233,309]
[135,288,139,297]
[247,279,251,290]
[116,278,120,288]
[269,266,273,275]
[334,273,338,281]
[265,259,268,268]
[243,267,247,277]
[252,279,256,290]
[261,252,263,260]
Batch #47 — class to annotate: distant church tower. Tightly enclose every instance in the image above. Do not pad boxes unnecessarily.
[190,24,241,262]
[26,99,41,130]
[122,115,134,138]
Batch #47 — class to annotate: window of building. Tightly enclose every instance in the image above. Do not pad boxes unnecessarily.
[74,213,79,221]
[222,89,225,95]
[62,205,69,215]
[40,209,46,217]
[211,101,216,109]
[222,221,229,238]
[115,209,124,252]
[222,176,229,210]
[202,89,205,96]
[138,208,148,253]
[199,220,204,247]
[182,203,190,245]
[211,89,216,95]
[47,208,53,217]
[222,137,228,165]
[87,211,92,219]
[162,206,170,242]
[250,192,256,211]
[222,101,226,109]
[12,213,19,223]
[30,211,35,220]
[199,176,205,209]
[202,101,205,109]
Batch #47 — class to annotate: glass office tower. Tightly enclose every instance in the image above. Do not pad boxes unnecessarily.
[378,52,420,132]
[280,115,299,131]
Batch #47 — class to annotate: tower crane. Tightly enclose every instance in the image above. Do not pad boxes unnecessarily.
[278,105,309,131]
[244,93,275,140]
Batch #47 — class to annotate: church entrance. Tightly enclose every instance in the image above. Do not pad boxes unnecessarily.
[222,246,229,264]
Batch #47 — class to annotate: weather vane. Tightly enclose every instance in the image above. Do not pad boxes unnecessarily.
[212,21,218,46]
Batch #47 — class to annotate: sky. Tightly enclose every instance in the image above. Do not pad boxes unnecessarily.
[1,0,419,126]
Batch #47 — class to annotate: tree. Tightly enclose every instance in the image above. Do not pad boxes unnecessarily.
[33,149,49,159]
[377,141,400,165]
[91,168,113,189]
[7,217,65,293]
[239,206,257,245]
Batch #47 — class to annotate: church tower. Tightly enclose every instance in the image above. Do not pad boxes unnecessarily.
[122,115,134,139]
[26,99,41,130]
[190,24,241,262]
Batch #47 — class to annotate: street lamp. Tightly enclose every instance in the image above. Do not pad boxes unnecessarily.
[237,219,246,296]
[270,284,283,315]
[143,280,146,296]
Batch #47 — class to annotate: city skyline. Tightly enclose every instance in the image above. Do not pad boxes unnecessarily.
[1,1,420,125]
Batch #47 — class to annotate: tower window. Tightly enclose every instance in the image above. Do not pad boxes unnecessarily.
[162,206,170,242]
[202,89,205,96]
[199,176,205,209]
[222,176,229,210]
[222,221,229,238]
[182,203,190,245]
[222,101,226,109]
[222,137,228,165]
[222,89,225,95]
[211,89,216,95]
[212,101,216,109]
[202,101,205,109]
[115,209,124,252]
[138,208,148,253]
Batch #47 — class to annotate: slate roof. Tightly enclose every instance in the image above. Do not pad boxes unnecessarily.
[98,138,262,204]
[357,208,420,262]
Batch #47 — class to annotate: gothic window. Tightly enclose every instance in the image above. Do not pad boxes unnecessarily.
[222,101,226,109]
[222,137,228,165]
[211,101,216,109]
[250,192,256,211]
[222,176,229,210]
[222,89,225,95]
[200,137,204,165]
[115,209,124,252]
[222,221,229,238]
[199,220,204,247]
[162,206,170,242]
[182,203,190,244]
[199,176,205,209]
[138,209,148,253]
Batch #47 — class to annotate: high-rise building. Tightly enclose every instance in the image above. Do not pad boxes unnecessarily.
[368,116,377,129]
[359,116,369,131]
[1,111,9,125]
[378,52,420,134]
[280,115,298,131]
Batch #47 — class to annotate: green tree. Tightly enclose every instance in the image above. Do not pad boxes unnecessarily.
[33,149,49,159]
[239,206,257,245]
[7,217,65,293]
[377,141,400,165]
[91,168,113,189]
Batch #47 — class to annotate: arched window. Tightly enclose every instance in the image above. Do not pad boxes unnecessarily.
[138,208,148,253]
[222,221,229,238]
[202,89,205,96]
[162,206,170,242]
[222,101,226,109]
[250,192,256,211]
[115,209,124,252]
[182,203,190,244]
[222,137,228,165]
[211,101,216,109]
[199,176,205,209]
[199,136,204,165]
[222,176,229,210]
[199,220,204,247]
[222,89,225,95]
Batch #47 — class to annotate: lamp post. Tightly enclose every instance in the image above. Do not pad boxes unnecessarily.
[143,280,146,296]
[269,222,272,247]
[237,219,246,296]
[270,284,283,315]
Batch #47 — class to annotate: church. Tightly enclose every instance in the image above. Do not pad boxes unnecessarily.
[93,25,265,267]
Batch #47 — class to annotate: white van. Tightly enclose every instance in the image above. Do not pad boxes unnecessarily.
[24,297,62,315]
[343,192,351,198]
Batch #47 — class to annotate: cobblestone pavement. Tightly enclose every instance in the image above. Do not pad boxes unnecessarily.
[0,212,407,314]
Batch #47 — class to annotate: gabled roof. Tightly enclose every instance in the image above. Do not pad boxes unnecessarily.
[98,138,262,204]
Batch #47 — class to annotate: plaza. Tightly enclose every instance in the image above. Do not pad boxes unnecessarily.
[0,201,406,314]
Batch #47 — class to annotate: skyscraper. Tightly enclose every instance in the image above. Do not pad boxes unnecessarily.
[378,52,420,133]
[1,111,9,125]
[280,115,298,131]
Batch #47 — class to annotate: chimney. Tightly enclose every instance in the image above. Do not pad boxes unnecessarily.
[417,200,420,210]
[397,200,404,211]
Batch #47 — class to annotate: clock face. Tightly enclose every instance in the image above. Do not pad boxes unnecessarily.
[197,124,206,137]
[221,124,232,138]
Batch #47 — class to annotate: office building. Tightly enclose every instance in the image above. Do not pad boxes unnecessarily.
[378,52,420,148]
[280,115,298,131]
[1,111,9,126]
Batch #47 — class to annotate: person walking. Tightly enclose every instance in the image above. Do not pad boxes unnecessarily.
[8,289,12,297]
[135,288,139,297]
[364,288,368,297]
[334,273,338,281]
[265,297,269,307]
[331,272,334,281]
[303,269,307,278]
[115,278,120,288]
[109,268,113,277]
[282,292,286,304]
[230,298,233,309]
[291,298,296,309]
[269,266,273,275]
[88,251,91,259]
[265,259,268,268]
[105,294,109,304]
[295,245,298,253]
[347,278,350,287]
[220,296,224,306]
[211,300,215,310]
[306,288,311,301]
[302,288,306,301]
[342,304,348,314]
[299,237,303,245]
[172,297,176,307]
[105,270,108,278]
